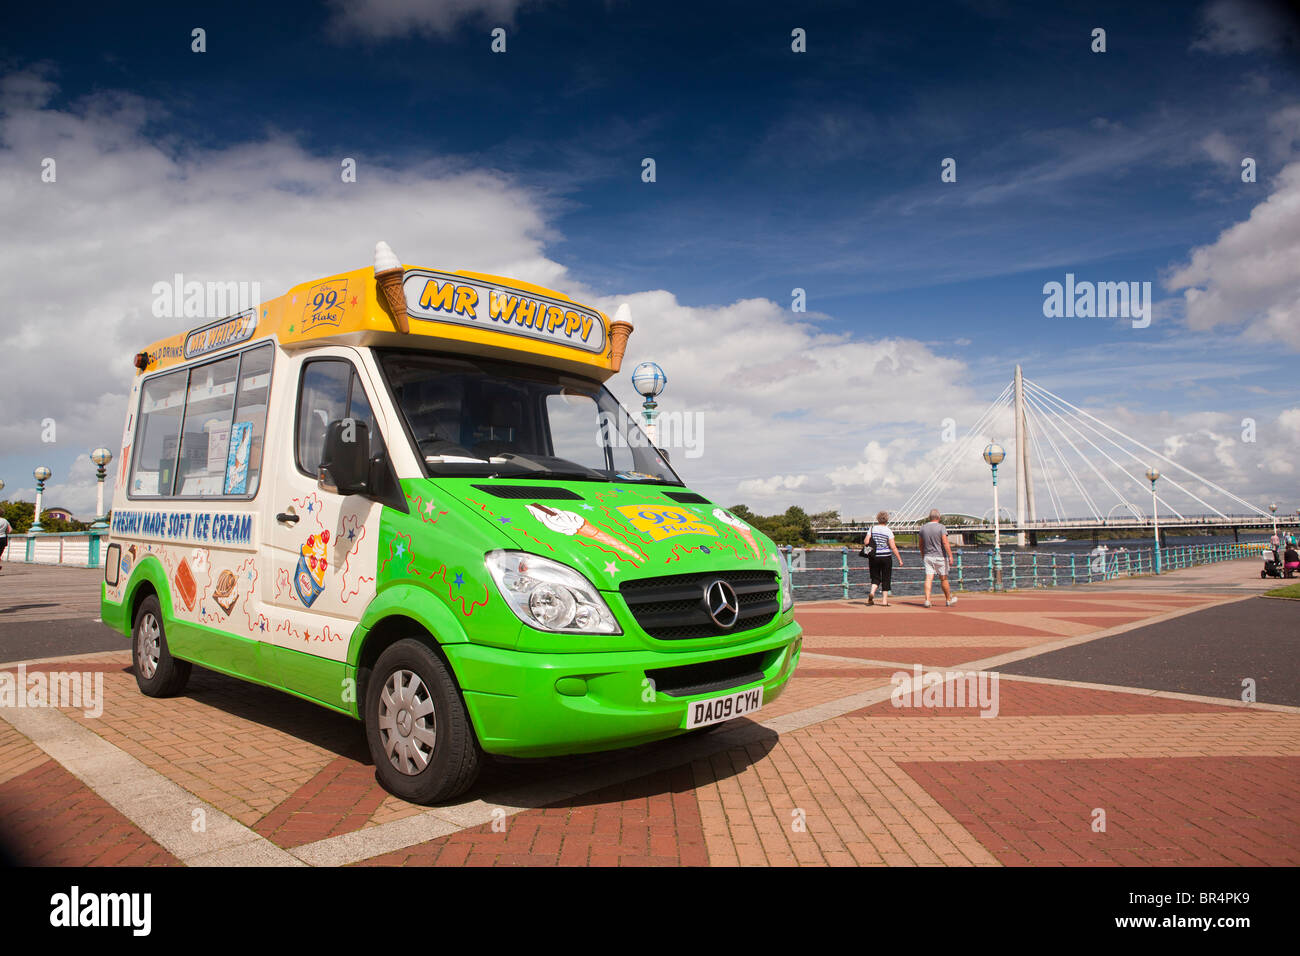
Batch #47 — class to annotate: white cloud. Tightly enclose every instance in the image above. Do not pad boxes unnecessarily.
[325,0,543,39]
[1,70,1291,527]
[1165,160,1300,348]
[0,69,566,517]
[1191,0,1300,55]
[593,289,986,515]
[1199,130,1240,168]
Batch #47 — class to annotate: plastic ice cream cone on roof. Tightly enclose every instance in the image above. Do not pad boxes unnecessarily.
[608,303,633,371]
[374,240,409,334]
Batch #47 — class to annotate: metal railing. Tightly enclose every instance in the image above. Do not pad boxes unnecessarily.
[820,514,1280,533]
[785,543,1263,601]
[4,531,111,569]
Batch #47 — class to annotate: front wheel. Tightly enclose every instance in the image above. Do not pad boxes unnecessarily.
[132,595,192,697]
[364,639,481,804]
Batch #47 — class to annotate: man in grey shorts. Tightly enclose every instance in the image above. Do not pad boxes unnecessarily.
[919,509,957,608]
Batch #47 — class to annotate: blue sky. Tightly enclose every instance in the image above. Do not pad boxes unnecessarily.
[2,0,1298,518]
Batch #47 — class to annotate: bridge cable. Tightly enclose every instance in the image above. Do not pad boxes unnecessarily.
[892,383,1015,524]
[1026,382,1228,519]
[1020,391,1105,520]
[1025,380,1271,519]
[894,384,1013,521]
[1026,383,1202,519]
[1023,388,1191,520]
[1022,394,1085,520]
[1022,401,1064,520]
[891,385,1012,521]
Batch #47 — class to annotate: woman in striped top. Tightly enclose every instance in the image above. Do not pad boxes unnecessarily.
[865,510,904,606]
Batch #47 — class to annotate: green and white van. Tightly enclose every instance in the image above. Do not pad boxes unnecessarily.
[101,243,802,803]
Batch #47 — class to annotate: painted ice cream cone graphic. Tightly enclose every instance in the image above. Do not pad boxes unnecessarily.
[213,569,238,616]
[374,240,409,334]
[527,503,640,562]
[608,303,634,372]
[713,507,762,559]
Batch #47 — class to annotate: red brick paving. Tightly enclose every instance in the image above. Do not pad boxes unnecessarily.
[355,763,708,866]
[898,756,1300,865]
[827,646,1020,666]
[796,613,1054,637]
[890,598,1173,612]
[0,758,180,866]
[1,582,1290,867]
[854,680,1239,717]
[0,662,127,675]
[254,756,389,848]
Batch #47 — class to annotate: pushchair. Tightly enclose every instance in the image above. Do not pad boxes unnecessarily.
[1261,549,1283,579]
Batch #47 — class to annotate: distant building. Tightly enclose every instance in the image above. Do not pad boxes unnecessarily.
[43,506,75,522]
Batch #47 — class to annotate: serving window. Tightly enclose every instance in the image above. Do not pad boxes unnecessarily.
[127,342,274,500]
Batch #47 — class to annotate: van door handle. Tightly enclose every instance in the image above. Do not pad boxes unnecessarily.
[276,512,300,525]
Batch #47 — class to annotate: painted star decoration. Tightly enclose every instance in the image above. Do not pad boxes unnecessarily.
[604,561,619,576]
[424,500,437,516]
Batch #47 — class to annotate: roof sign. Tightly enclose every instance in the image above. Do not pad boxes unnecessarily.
[183,310,258,359]
[401,270,606,354]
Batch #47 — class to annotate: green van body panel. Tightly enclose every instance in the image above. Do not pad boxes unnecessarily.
[102,473,802,758]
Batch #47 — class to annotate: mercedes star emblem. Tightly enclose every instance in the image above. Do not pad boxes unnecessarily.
[704,579,740,628]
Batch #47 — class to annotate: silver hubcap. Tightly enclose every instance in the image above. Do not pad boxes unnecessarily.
[137,613,161,679]
[378,669,437,775]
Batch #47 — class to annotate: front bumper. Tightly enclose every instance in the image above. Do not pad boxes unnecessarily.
[447,619,803,757]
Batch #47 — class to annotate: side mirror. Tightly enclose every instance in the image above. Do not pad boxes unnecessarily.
[319,419,370,495]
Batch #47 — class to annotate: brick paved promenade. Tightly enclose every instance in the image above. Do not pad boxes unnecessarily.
[1,560,1295,866]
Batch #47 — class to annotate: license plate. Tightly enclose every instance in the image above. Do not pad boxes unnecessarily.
[684,686,764,729]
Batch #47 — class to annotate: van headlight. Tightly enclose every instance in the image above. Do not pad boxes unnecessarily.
[486,551,621,634]
[778,552,794,612]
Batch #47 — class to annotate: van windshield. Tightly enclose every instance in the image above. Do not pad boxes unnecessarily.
[376,350,683,484]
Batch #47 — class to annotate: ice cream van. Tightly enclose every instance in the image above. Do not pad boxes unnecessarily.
[101,242,802,803]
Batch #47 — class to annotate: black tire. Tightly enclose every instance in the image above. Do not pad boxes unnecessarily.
[364,638,481,804]
[132,594,192,697]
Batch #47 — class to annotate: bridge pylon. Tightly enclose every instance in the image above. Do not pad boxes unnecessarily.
[1014,365,1037,546]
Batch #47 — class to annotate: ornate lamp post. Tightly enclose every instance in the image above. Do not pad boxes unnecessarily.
[91,448,113,529]
[31,466,52,533]
[983,443,1006,590]
[631,361,667,447]
[1146,467,1161,574]
[1269,502,1277,538]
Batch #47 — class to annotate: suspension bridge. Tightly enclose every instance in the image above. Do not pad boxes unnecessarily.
[817,366,1288,545]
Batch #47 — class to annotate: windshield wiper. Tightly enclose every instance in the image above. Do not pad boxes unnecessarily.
[505,470,606,481]
[488,453,604,481]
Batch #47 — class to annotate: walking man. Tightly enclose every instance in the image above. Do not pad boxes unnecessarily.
[919,509,957,608]
[0,513,11,571]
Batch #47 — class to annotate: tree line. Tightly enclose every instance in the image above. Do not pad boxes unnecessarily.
[0,501,97,534]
